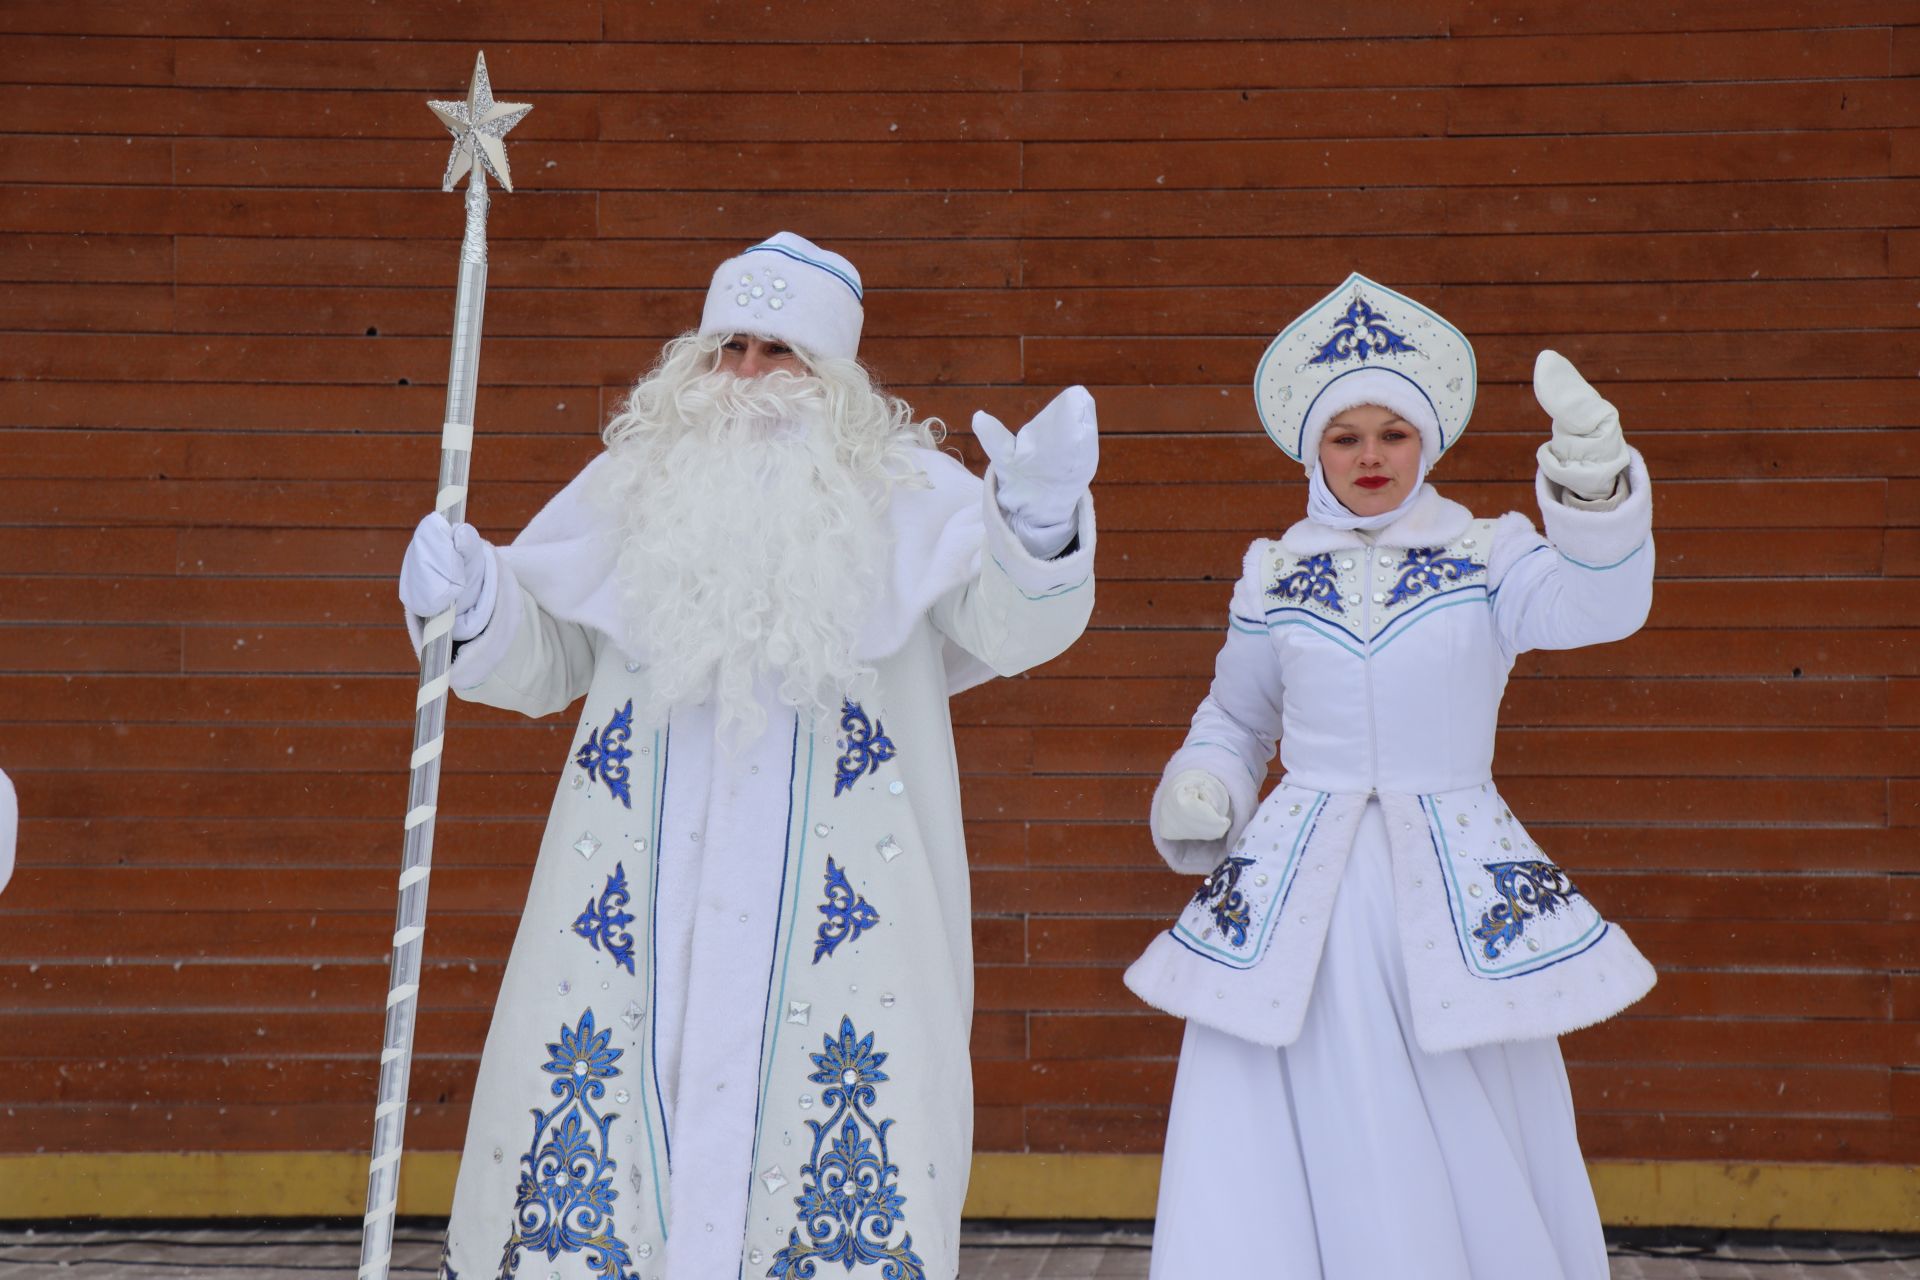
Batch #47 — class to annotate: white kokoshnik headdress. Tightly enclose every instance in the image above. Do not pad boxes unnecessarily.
[698,230,865,363]
[1255,272,1477,473]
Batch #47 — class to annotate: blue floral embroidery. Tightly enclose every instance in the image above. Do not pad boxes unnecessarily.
[1268,552,1344,615]
[833,700,897,796]
[814,858,880,963]
[1384,546,1487,607]
[1307,295,1418,366]
[769,1017,926,1280]
[1193,855,1255,948]
[494,1010,639,1280]
[573,862,638,975]
[575,699,636,808]
[1472,861,1582,960]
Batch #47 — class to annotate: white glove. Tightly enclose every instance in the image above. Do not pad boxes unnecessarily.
[1533,350,1629,503]
[1151,769,1232,843]
[972,384,1098,558]
[399,512,498,642]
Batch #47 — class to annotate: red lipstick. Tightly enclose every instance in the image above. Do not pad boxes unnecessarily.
[1354,476,1392,490]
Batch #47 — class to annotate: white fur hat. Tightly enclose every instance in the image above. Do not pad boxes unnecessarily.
[1254,273,1476,472]
[698,231,864,363]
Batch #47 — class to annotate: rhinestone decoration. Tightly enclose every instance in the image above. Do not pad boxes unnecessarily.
[750,1249,765,1265]
[877,835,903,863]
[769,297,784,309]
[572,831,601,860]
[492,1146,503,1163]
[1528,938,1542,952]
[632,837,648,853]
[621,999,645,1031]
[814,822,831,837]
[427,51,532,194]
[557,979,571,996]
[615,1088,631,1104]
[1289,803,1302,816]
[735,292,750,306]
[887,779,905,795]
[1455,814,1469,827]
[637,1242,652,1259]
[761,1165,788,1193]
[880,992,896,1008]
[1469,884,1483,897]
[786,1000,811,1025]
[569,773,585,791]
[798,1093,814,1110]
[624,659,641,673]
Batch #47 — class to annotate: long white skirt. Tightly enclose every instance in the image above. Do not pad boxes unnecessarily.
[1148,802,1609,1280]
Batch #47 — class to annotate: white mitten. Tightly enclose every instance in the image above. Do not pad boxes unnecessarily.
[1533,350,1629,503]
[1152,769,1232,843]
[398,512,498,641]
[972,384,1098,558]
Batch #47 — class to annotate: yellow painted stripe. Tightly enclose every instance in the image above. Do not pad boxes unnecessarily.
[2,1153,1916,1231]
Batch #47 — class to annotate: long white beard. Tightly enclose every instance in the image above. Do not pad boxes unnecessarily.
[593,369,894,741]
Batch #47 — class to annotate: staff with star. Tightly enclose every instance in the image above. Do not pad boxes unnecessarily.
[355,51,529,1280]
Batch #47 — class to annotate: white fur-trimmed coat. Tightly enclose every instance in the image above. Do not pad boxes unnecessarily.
[427,447,1095,1280]
[1125,454,1659,1054]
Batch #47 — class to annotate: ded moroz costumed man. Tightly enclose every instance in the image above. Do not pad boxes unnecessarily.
[398,234,1098,1280]
[1125,275,1657,1279]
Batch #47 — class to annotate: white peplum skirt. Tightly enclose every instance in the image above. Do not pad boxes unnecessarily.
[1147,801,1609,1280]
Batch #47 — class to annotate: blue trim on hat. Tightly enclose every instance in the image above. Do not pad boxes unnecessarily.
[745,241,863,300]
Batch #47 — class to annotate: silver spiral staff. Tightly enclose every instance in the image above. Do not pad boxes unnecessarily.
[357,51,531,1280]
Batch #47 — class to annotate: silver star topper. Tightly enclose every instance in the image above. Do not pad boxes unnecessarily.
[428,51,532,193]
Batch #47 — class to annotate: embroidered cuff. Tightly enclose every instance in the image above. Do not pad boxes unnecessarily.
[1151,742,1263,875]
[982,465,1095,599]
[1536,447,1652,570]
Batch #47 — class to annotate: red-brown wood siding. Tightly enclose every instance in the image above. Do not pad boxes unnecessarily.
[2,4,1916,1168]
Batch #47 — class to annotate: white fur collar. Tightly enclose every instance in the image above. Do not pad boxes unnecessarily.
[1278,485,1473,554]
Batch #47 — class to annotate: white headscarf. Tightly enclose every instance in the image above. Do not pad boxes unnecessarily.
[1301,367,1441,532]
[1307,465,1433,533]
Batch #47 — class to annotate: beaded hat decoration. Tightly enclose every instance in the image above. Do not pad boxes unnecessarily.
[1254,273,1477,471]
[698,231,865,363]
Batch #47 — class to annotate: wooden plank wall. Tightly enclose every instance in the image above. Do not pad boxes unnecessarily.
[2,2,1916,1180]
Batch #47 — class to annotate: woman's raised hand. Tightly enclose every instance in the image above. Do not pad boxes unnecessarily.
[1533,350,1629,503]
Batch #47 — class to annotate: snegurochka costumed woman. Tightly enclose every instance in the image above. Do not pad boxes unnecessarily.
[1125,275,1658,1280]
